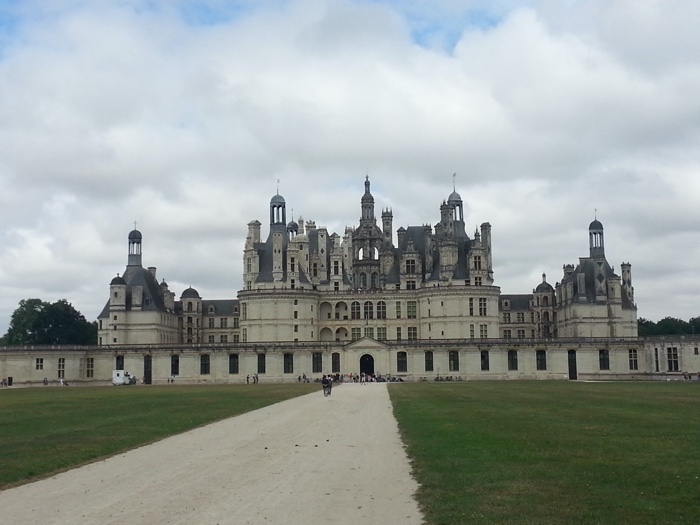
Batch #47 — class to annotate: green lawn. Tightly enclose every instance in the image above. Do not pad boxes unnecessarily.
[0,383,317,488]
[389,381,700,525]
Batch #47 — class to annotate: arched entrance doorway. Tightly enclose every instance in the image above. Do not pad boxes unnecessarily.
[360,354,375,376]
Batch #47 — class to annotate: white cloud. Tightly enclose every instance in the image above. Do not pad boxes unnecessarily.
[0,0,698,333]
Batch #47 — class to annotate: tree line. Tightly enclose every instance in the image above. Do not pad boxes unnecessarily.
[0,298,698,345]
[0,299,97,346]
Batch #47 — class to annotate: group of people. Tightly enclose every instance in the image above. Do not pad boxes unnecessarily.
[321,374,333,396]
[246,374,259,384]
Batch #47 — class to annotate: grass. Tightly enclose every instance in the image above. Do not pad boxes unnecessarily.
[389,381,700,525]
[0,383,317,488]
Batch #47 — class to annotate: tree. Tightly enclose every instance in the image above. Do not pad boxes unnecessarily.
[1,299,97,345]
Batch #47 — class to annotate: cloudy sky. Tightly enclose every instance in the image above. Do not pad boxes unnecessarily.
[0,0,698,334]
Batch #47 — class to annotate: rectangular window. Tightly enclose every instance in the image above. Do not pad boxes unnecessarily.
[334,260,339,275]
[473,255,482,270]
[503,313,511,323]
[407,327,418,340]
[229,354,239,374]
[507,350,518,371]
[294,325,298,333]
[312,352,323,373]
[284,353,294,374]
[407,301,417,319]
[503,329,512,339]
[332,352,341,373]
[290,257,296,272]
[469,298,474,316]
[115,355,124,371]
[406,259,416,274]
[628,349,638,370]
[171,355,180,376]
[257,353,266,374]
[517,329,525,339]
[220,318,228,328]
[599,349,610,370]
[480,350,489,371]
[208,335,215,343]
[470,324,475,339]
[396,327,402,341]
[351,327,362,341]
[479,324,488,338]
[667,347,679,372]
[233,334,240,343]
[406,280,416,290]
[200,354,211,375]
[395,301,401,319]
[220,335,228,343]
[397,351,408,372]
[377,327,387,341]
[424,351,434,372]
[474,276,482,286]
[377,302,386,319]
[233,317,239,329]
[517,312,525,323]
[364,327,374,339]
[86,357,94,378]
[536,350,547,371]
[208,318,215,328]
[35,358,43,370]
[448,351,459,372]
[241,303,247,320]
[479,298,487,316]
[58,357,65,379]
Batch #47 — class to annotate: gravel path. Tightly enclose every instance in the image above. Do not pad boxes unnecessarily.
[0,383,424,524]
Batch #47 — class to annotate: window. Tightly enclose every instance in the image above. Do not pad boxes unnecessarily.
[599,349,610,370]
[503,313,511,323]
[397,351,408,372]
[425,351,434,372]
[406,280,416,290]
[208,335,215,343]
[332,352,340,373]
[536,350,547,371]
[220,335,228,343]
[448,351,459,372]
[667,347,679,372]
[257,353,266,374]
[473,255,482,270]
[407,327,418,340]
[208,318,215,328]
[508,350,518,371]
[474,276,482,286]
[364,301,374,320]
[480,350,489,371]
[233,334,240,343]
[220,318,228,328]
[470,324,475,338]
[351,301,361,320]
[312,352,323,373]
[241,303,247,320]
[233,317,239,329]
[516,312,525,323]
[58,357,65,379]
[517,329,525,339]
[407,301,417,319]
[35,358,44,370]
[200,354,210,375]
[334,260,339,275]
[246,257,252,273]
[503,329,512,339]
[351,327,361,341]
[406,259,416,274]
[86,357,94,378]
[290,257,296,272]
[479,324,488,338]
[469,298,474,316]
[283,353,294,374]
[171,355,180,376]
[395,301,402,319]
[377,327,387,341]
[229,354,239,374]
[364,327,374,339]
[377,301,386,319]
[396,327,402,341]
[294,325,298,333]
[628,349,638,371]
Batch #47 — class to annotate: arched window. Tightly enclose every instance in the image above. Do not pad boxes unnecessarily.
[351,301,361,320]
[543,296,549,307]
[376,301,386,319]
[360,273,367,288]
[371,272,379,288]
[364,301,374,320]
[187,302,193,312]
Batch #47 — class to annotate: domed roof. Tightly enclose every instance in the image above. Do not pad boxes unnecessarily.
[181,286,200,298]
[448,190,462,203]
[128,229,142,241]
[589,219,603,231]
[535,273,554,293]
[287,219,298,231]
[110,274,126,286]
[271,194,285,205]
